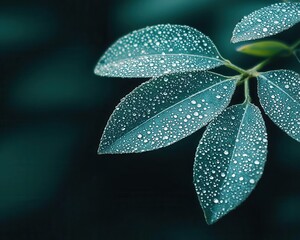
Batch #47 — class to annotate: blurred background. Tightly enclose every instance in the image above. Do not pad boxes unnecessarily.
[0,0,299,239]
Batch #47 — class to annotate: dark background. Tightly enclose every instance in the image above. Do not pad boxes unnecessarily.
[0,0,300,239]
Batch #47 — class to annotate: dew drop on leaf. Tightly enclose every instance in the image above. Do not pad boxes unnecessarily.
[193,103,268,224]
[257,70,300,142]
[98,71,237,154]
[94,24,224,78]
[231,2,300,43]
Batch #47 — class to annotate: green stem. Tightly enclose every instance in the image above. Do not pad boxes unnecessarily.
[237,78,246,86]
[251,58,272,72]
[222,38,300,104]
[223,39,300,76]
[293,50,300,63]
[224,60,248,75]
[243,77,251,103]
[291,39,300,50]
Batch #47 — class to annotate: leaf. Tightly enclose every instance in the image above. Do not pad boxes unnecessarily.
[237,40,291,57]
[231,2,300,43]
[257,70,300,142]
[98,71,237,154]
[94,24,224,78]
[193,103,268,224]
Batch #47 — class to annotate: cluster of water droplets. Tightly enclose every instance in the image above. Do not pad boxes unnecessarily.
[231,2,300,43]
[193,103,267,224]
[98,71,237,154]
[94,24,224,78]
[258,70,300,142]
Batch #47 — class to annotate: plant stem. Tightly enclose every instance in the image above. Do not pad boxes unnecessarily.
[221,39,300,105]
[243,77,251,103]
[224,60,248,74]
[293,50,300,63]
[251,58,271,72]
[223,38,300,77]
[291,39,300,50]
[236,77,246,86]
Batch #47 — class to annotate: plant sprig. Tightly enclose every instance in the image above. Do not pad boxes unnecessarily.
[94,2,300,224]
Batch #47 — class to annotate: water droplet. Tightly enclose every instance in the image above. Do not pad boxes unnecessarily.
[193,103,267,223]
[137,134,143,139]
[95,24,224,78]
[258,70,300,142]
[231,3,300,43]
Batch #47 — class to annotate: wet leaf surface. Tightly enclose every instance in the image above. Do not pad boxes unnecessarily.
[193,103,267,224]
[95,24,224,78]
[258,70,300,142]
[231,2,300,43]
[98,71,237,154]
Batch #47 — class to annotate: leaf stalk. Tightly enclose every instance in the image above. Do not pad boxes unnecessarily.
[243,77,251,103]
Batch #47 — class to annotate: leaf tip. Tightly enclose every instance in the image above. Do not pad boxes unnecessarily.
[94,64,103,77]
[97,139,128,155]
[97,138,112,155]
[205,217,217,225]
[203,209,223,225]
[236,45,245,52]
[94,66,99,76]
[94,57,110,77]
[97,149,105,155]
[97,145,108,155]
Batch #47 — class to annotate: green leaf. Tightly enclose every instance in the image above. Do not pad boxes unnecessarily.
[193,103,267,224]
[94,24,224,78]
[98,71,237,154]
[231,2,300,43]
[237,40,291,57]
[257,70,300,142]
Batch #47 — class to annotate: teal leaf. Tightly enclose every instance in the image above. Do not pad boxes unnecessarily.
[257,70,300,142]
[231,2,300,43]
[94,24,224,78]
[193,103,268,224]
[98,71,237,154]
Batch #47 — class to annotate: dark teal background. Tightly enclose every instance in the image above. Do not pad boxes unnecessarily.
[0,0,300,239]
